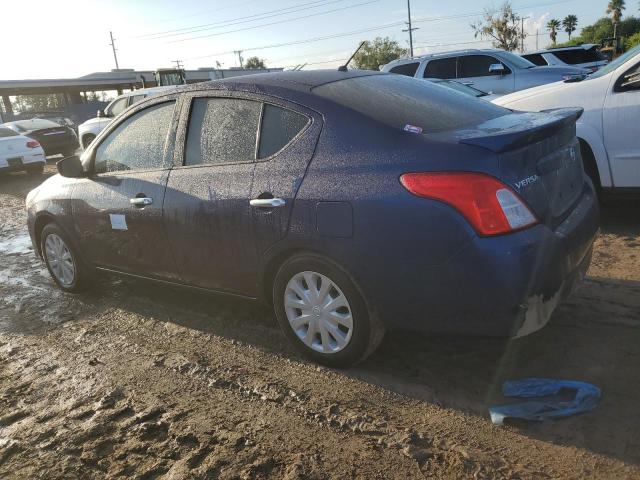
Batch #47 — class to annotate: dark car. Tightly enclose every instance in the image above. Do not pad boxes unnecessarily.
[25,71,599,367]
[3,118,79,157]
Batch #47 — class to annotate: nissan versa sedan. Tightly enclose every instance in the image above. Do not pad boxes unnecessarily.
[25,71,599,367]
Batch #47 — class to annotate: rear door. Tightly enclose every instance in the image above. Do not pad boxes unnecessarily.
[162,94,262,295]
[72,98,179,278]
[603,61,640,187]
[457,54,514,94]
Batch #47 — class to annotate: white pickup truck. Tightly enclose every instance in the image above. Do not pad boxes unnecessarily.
[494,45,640,196]
[78,86,175,149]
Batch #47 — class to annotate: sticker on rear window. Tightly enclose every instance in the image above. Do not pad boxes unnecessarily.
[403,124,423,134]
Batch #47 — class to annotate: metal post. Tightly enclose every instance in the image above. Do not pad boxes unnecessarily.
[407,0,414,57]
[109,31,120,70]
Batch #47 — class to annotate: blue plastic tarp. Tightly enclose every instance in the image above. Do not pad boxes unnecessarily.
[489,378,601,425]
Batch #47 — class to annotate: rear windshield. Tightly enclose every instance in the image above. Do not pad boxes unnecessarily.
[12,118,61,131]
[313,74,507,133]
[0,127,18,138]
[552,47,606,64]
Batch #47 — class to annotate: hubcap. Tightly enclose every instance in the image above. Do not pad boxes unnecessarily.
[44,233,75,287]
[284,271,353,354]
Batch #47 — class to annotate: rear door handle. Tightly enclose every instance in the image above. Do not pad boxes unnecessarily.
[250,198,286,208]
[130,197,153,207]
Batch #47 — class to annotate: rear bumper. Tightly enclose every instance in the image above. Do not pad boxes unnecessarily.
[377,180,599,337]
[0,154,45,174]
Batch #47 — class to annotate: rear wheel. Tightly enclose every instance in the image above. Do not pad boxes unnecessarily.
[27,163,44,176]
[40,223,92,292]
[273,254,384,367]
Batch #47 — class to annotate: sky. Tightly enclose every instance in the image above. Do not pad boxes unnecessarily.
[1,0,612,80]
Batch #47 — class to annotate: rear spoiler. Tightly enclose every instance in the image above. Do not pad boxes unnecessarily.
[449,107,583,154]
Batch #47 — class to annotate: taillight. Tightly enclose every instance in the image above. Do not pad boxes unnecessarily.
[26,140,40,148]
[400,172,538,236]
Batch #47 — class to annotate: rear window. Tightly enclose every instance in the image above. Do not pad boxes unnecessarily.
[523,53,548,66]
[12,119,60,131]
[0,127,18,138]
[389,62,420,77]
[258,104,308,158]
[313,74,508,134]
[552,48,606,65]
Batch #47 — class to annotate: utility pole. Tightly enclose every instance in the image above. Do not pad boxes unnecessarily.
[172,60,184,69]
[234,50,244,68]
[536,29,539,50]
[109,31,119,70]
[402,0,418,57]
[520,16,530,53]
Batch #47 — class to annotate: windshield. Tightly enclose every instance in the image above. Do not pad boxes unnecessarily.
[589,44,640,79]
[498,51,536,69]
[0,127,18,137]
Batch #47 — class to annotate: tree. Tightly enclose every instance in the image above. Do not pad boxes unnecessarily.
[244,56,267,69]
[352,37,406,70]
[562,15,578,40]
[471,1,525,51]
[547,18,561,45]
[607,0,626,37]
[626,30,640,47]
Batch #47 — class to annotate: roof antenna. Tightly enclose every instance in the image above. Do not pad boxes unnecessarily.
[338,41,366,72]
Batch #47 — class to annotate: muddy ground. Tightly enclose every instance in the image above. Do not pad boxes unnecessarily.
[0,164,639,479]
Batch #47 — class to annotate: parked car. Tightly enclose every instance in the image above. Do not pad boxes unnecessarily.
[0,127,46,175]
[33,114,78,133]
[494,44,640,195]
[522,44,608,73]
[77,86,176,149]
[381,49,589,94]
[26,71,598,367]
[2,118,79,157]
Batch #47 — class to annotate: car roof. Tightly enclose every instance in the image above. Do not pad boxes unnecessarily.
[525,44,599,55]
[385,49,508,66]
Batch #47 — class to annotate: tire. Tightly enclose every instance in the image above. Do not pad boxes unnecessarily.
[82,134,95,150]
[27,163,44,176]
[273,253,384,368]
[40,223,92,293]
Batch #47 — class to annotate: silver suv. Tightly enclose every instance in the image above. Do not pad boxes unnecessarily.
[380,49,589,95]
[522,44,608,73]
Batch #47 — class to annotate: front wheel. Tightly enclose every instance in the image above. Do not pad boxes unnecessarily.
[273,254,384,368]
[40,223,92,292]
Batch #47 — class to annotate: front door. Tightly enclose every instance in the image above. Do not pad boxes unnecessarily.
[457,54,514,94]
[72,100,179,279]
[603,61,640,187]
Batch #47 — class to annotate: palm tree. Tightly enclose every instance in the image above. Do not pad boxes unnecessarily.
[547,19,561,45]
[607,0,626,37]
[562,15,578,40]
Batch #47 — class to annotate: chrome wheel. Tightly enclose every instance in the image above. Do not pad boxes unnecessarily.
[284,271,353,354]
[44,233,75,287]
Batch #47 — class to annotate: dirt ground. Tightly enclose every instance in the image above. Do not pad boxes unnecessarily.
[1,164,639,479]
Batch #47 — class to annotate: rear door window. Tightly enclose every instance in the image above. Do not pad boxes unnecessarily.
[94,101,175,174]
[389,62,420,77]
[258,104,308,158]
[423,58,457,79]
[107,97,128,117]
[459,55,506,77]
[185,97,261,166]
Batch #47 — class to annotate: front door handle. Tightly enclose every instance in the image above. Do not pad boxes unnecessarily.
[130,197,153,207]
[250,198,286,208]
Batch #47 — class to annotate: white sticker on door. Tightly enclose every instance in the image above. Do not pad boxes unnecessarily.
[109,214,128,231]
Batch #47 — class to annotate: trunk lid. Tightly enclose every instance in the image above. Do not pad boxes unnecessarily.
[428,108,585,228]
[0,136,29,155]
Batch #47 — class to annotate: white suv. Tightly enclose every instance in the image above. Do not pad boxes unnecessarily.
[77,86,175,148]
[522,45,608,73]
[381,49,588,94]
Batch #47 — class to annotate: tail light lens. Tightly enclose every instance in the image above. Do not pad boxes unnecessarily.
[400,172,538,236]
[26,140,40,149]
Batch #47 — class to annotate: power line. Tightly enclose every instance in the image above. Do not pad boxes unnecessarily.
[169,0,380,44]
[139,0,349,39]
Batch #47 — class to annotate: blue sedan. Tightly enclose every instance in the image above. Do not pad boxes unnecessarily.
[25,70,598,367]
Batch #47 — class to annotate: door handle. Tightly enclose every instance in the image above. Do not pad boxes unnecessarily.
[130,197,153,207]
[250,198,286,208]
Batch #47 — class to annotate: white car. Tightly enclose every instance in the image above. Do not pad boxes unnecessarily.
[78,86,175,148]
[522,45,608,73]
[0,126,46,175]
[494,44,640,195]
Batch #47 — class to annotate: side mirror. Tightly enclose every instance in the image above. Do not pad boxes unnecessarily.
[57,155,85,178]
[489,63,506,75]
